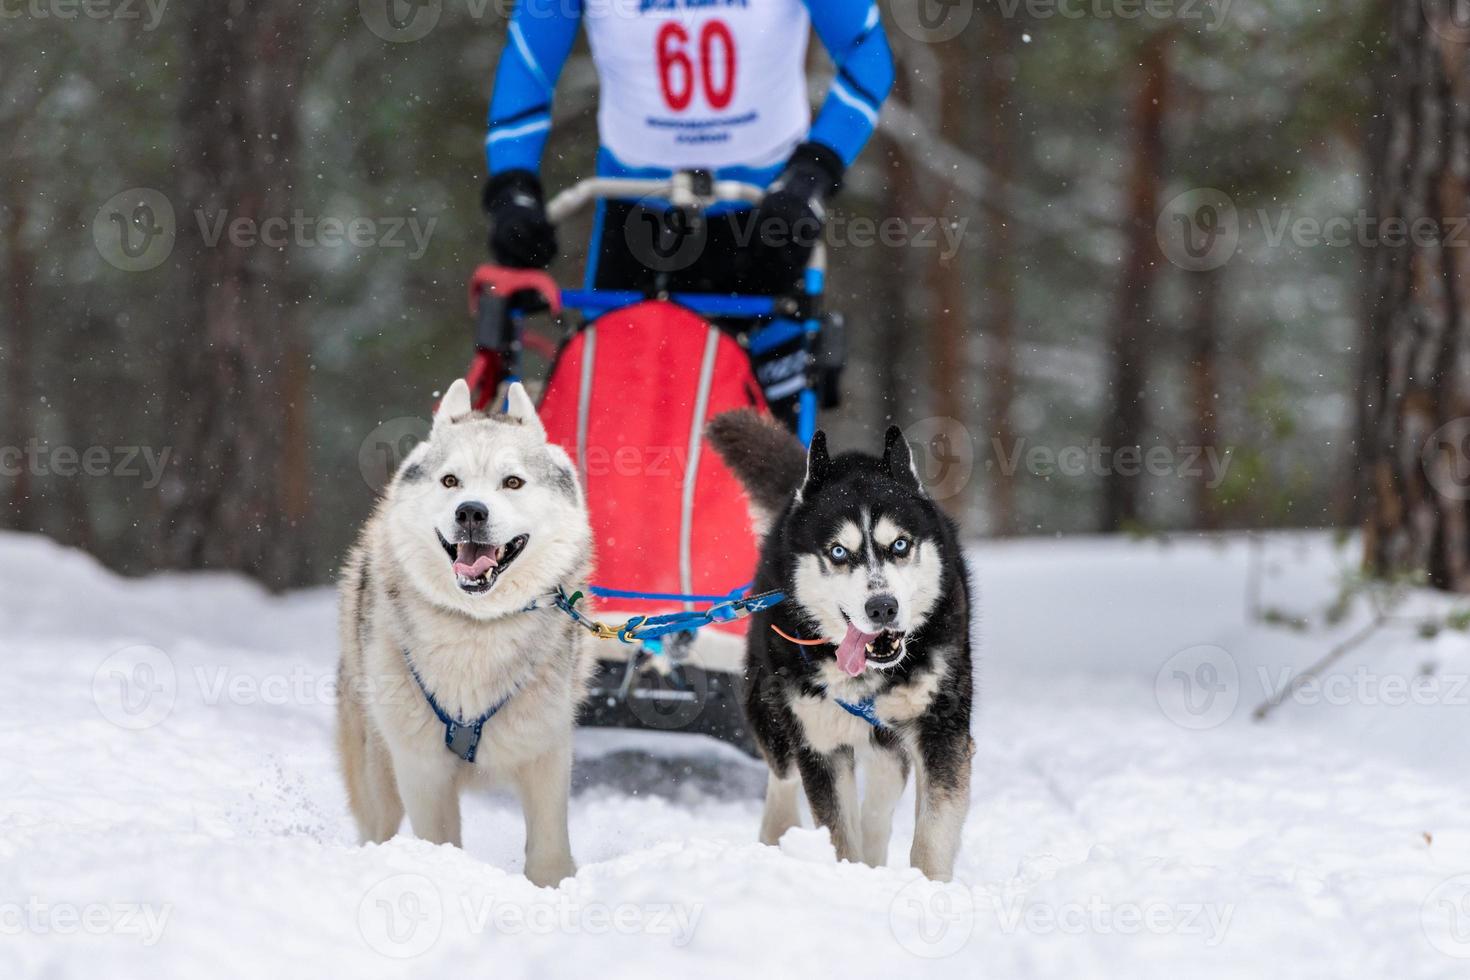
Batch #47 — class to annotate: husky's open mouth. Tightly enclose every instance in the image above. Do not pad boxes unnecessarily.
[437,531,529,595]
[835,620,906,675]
[863,630,905,667]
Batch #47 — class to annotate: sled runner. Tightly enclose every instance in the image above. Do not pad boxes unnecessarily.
[462,172,845,755]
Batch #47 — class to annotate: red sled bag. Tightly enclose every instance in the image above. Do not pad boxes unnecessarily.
[537,300,769,649]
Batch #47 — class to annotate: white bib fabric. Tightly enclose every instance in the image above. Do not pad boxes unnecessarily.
[585,0,812,170]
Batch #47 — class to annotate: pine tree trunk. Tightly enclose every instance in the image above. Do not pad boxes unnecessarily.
[1189,268,1222,530]
[878,133,914,425]
[1101,30,1170,532]
[2,174,37,531]
[1363,0,1470,590]
[979,16,1020,535]
[162,2,310,589]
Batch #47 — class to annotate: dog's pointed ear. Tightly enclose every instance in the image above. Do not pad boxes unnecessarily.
[882,425,922,492]
[503,381,546,440]
[797,430,831,503]
[433,379,473,435]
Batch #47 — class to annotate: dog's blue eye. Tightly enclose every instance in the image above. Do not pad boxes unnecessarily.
[892,538,910,555]
[828,545,848,562]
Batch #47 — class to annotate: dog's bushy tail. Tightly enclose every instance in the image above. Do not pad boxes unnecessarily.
[707,409,806,518]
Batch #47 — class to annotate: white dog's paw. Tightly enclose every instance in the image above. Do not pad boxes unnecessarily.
[524,855,576,888]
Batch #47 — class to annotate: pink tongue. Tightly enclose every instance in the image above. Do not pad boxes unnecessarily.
[835,624,878,676]
[454,555,496,579]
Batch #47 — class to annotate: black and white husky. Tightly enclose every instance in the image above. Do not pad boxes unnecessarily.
[709,411,974,881]
[336,380,593,886]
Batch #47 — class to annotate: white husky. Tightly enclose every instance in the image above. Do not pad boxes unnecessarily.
[336,379,593,886]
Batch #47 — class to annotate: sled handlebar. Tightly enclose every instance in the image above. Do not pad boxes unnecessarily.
[545,173,766,224]
[544,172,826,275]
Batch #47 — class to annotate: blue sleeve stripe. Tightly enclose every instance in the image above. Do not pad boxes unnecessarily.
[803,0,894,164]
[509,22,553,96]
[486,117,552,147]
[837,67,882,110]
[489,103,551,129]
[828,81,879,127]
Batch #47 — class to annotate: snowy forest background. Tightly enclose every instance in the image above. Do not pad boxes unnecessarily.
[0,0,1408,588]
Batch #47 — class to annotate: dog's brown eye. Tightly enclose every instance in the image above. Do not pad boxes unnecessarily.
[441,474,459,489]
[503,475,524,490]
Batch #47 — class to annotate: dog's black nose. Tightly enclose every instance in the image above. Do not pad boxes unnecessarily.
[865,593,899,628]
[454,500,489,528]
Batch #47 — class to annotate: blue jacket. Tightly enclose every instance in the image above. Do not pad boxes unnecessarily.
[486,0,895,188]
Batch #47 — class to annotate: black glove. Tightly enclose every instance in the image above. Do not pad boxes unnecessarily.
[752,142,844,289]
[483,170,558,268]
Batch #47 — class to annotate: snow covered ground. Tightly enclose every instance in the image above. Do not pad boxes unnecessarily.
[6,530,1470,979]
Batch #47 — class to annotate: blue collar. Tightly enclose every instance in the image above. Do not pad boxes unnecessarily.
[834,694,883,729]
[402,650,517,763]
[788,638,884,729]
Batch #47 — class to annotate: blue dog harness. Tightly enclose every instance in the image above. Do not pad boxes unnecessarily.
[402,650,519,764]
[785,637,885,730]
[404,583,785,760]
[833,694,883,729]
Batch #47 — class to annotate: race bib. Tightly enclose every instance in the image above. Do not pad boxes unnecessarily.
[585,0,812,170]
